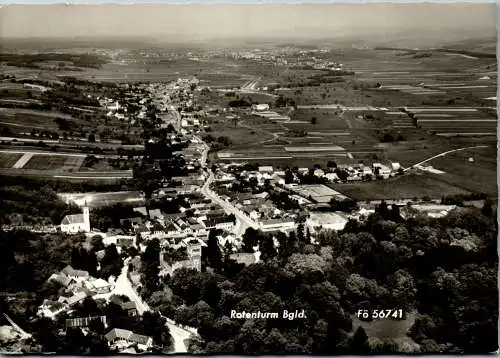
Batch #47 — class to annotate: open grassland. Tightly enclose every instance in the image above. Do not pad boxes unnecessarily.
[330,172,471,201]
[423,146,497,195]
[0,152,23,168]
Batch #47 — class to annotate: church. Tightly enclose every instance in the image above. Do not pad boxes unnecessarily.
[60,206,91,233]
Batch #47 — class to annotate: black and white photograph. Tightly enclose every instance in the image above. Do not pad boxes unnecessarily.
[0,1,498,355]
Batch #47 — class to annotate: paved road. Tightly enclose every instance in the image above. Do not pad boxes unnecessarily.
[201,171,259,236]
[114,261,194,353]
[404,145,490,172]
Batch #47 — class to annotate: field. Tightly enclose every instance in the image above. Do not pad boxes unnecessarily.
[330,172,472,201]
[0,152,22,168]
[422,146,497,195]
[22,154,85,171]
[58,191,145,208]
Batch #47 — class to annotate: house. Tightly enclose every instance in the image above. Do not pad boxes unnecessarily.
[104,328,153,351]
[47,273,73,287]
[60,206,90,233]
[66,316,107,330]
[109,296,138,317]
[133,207,149,216]
[306,212,348,234]
[372,163,392,178]
[390,162,401,171]
[61,265,90,282]
[58,290,89,306]
[159,238,204,276]
[252,103,270,111]
[85,278,114,294]
[119,217,143,229]
[362,167,373,176]
[259,218,296,232]
[149,209,163,220]
[204,216,234,231]
[249,210,260,221]
[258,166,274,173]
[37,300,65,318]
[117,236,135,248]
[325,173,339,182]
[313,169,325,177]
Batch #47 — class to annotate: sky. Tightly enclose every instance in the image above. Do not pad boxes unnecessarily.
[0,3,496,40]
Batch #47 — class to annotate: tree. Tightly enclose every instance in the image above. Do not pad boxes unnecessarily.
[141,238,161,293]
[349,326,370,354]
[140,311,172,348]
[242,228,259,253]
[481,198,493,217]
[205,229,223,272]
[100,244,122,279]
[259,234,277,261]
[327,160,337,168]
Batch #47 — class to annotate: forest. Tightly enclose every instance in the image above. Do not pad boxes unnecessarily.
[140,201,498,354]
[0,198,497,354]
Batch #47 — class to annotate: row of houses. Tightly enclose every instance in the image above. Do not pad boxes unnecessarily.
[38,265,128,319]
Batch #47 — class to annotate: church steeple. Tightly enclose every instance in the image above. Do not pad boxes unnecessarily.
[83,202,90,232]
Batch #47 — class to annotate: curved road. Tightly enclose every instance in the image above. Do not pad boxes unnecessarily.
[404,145,490,172]
[114,262,194,353]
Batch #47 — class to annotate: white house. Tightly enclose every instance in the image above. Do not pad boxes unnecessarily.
[60,207,90,233]
[373,163,392,178]
[314,169,325,177]
[252,103,270,111]
[390,162,402,171]
[85,278,114,294]
[104,328,153,351]
[325,173,339,182]
[258,166,274,173]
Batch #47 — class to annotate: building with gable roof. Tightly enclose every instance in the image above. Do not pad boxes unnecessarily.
[104,328,153,351]
[60,206,90,233]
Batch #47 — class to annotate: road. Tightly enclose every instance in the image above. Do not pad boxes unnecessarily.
[404,145,490,172]
[201,170,259,237]
[194,133,259,236]
[113,262,194,353]
[3,314,31,340]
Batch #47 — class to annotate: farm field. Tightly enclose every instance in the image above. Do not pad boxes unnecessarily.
[0,152,22,168]
[329,172,472,201]
[422,146,497,195]
[22,154,85,170]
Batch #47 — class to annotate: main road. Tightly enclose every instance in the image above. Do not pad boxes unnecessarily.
[201,170,259,237]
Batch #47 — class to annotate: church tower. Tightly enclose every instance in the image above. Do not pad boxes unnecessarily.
[83,202,90,232]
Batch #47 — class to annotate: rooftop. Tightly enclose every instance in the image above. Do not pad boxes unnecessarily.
[61,214,85,225]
